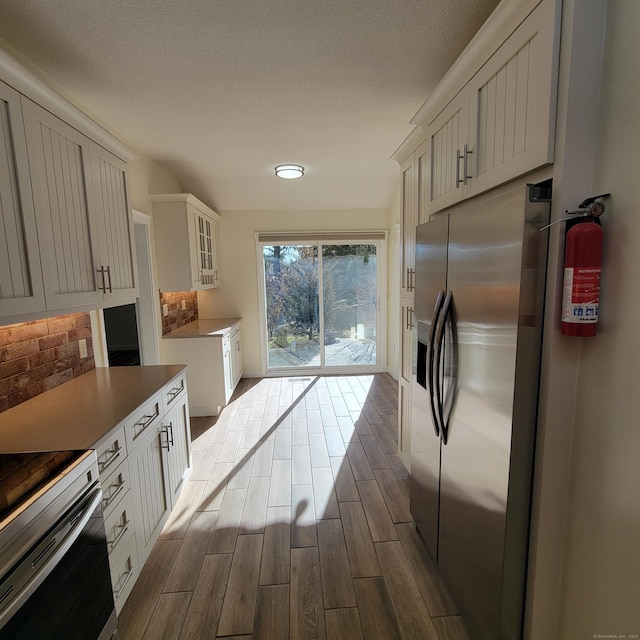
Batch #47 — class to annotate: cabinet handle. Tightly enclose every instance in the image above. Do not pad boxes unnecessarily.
[110,520,130,551]
[167,422,175,447]
[456,149,462,186]
[103,478,126,509]
[105,265,112,293]
[463,144,472,186]
[167,386,182,403]
[406,267,416,292]
[456,145,473,186]
[96,266,107,293]
[99,446,122,473]
[114,564,134,599]
[135,411,158,433]
[407,307,414,331]
[161,428,171,450]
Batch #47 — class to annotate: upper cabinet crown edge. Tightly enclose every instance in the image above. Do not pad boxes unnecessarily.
[410,0,555,130]
[0,48,135,161]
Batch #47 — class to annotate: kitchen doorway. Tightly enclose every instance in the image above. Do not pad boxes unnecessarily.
[257,233,386,374]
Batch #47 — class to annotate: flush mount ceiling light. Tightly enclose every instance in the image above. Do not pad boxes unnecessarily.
[275,164,304,179]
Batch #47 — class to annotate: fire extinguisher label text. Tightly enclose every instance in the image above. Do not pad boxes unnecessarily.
[561,267,601,323]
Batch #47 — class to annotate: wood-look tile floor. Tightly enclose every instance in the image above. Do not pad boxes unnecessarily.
[118,374,468,640]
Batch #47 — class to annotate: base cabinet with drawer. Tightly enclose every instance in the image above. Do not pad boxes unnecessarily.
[162,319,242,417]
[93,369,191,612]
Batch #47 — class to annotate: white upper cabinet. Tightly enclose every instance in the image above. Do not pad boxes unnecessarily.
[21,98,137,311]
[89,143,138,303]
[421,0,560,214]
[399,154,416,298]
[395,134,429,300]
[467,0,559,196]
[1,49,138,323]
[0,81,45,316]
[428,90,470,213]
[151,193,221,292]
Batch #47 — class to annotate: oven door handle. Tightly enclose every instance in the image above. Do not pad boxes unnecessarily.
[0,486,102,629]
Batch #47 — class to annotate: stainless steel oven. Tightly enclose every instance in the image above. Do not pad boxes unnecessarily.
[0,450,117,640]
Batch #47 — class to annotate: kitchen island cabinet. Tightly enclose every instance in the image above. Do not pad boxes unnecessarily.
[162,318,242,416]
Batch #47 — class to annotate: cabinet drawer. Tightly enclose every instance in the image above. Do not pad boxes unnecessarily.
[95,425,127,476]
[109,534,139,614]
[100,458,131,518]
[104,488,135,557]
[125,392,163,451]
[162,373,187,414]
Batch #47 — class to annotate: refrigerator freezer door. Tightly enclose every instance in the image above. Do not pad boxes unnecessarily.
[437,183,549,639]
[410,214,448,562]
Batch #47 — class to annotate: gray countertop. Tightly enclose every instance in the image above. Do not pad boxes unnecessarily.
[162,318,241,339]
[0,365,186,454]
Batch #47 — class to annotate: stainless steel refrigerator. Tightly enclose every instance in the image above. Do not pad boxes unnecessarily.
[410,177,551,639]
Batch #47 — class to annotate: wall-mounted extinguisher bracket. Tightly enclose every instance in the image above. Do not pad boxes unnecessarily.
[561,193,610,337]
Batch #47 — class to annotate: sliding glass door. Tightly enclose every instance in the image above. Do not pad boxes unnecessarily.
[260,235,385,373]
[263,244,320,369]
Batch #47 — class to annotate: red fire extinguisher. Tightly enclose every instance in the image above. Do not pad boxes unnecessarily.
[561,194,609,337]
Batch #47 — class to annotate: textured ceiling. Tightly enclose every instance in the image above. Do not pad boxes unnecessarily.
[0,0,499,211]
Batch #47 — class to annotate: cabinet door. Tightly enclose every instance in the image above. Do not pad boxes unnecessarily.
[398,379,411,470]
[231,328,243,388]
[0,82,45,317]
[21,97,103,310]
[89,143,138,302]
[129,423,171,566]
[194,210,216,289]
[223,338,233,403]
[427,90,470,214]
[415,139,430,227]
[164,395,191,507]
[399,155,416,297]
[468,0,559,197]
[211,217,221,287]
[399,299,414,387]
[398,299,414,470]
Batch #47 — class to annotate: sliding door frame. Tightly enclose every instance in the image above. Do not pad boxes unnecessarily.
[255,230,388,376]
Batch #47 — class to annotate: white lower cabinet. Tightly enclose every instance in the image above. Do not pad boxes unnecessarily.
[163,392,191,509]
[109,536,139,614]
[398,298,414,469]
[104,490,139,613]
[128,420,171,567]
[231,327,243,389]
[93,372,191,612]
[162,320,243,416]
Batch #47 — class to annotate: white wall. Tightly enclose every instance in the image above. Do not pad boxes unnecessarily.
[129,156,183,214]
[556,1,640,635]
[197,208,390,375]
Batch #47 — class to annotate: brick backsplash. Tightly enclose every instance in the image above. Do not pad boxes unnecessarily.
[160,292,198,335]
[0,313,95,413]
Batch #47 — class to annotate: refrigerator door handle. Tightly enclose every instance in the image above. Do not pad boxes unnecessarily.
[428,290,445,438]
[433,290,455,443]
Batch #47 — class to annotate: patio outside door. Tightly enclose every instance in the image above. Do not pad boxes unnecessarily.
[260,238,385,373]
